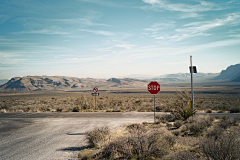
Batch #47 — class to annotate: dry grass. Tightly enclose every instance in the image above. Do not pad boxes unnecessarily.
[0,89,240,113]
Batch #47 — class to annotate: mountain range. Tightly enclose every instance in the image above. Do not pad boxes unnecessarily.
[0,76,149,92]
[213,63,240,82]
[0,63,239,92]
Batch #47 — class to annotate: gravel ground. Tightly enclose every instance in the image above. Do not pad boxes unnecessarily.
[0,112,158,160]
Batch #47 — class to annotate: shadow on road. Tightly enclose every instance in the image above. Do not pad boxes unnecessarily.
[67,133,86,135]
[58,146,89,152]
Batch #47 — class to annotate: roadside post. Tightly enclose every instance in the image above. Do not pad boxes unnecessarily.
[148,81,160,124]
[92,87,99,110]
[189,56,197,118]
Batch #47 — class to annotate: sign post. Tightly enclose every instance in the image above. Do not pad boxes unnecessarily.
[148,81,160,124]
[92,87,99,110]
[189,56,197,118]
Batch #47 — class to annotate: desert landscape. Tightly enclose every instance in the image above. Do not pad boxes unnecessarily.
[1,0,240,159]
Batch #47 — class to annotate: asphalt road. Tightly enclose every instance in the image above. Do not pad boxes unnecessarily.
[0,112,239,160]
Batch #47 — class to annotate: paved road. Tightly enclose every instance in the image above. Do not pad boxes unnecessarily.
[0,112,239,160]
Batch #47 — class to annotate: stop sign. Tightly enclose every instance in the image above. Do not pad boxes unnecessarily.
[148,81,160,94]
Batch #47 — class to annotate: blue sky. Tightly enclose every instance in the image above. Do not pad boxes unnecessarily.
[0,0,240,79]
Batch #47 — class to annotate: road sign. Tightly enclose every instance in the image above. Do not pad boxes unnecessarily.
[148,81,160,124]
[93,87,98,93]
[91,93,99,96]
[148,81,160,94]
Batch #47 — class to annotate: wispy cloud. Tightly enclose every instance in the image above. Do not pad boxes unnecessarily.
[144,22,175,32]
[54,18,111,27]
[142,0,221,12]
[180,13,202,19]
[144,12,240,41]
[15,29,69,35]
[177,13,240,33]
[115,44,136,49]
[79,29,115,36]
[227,0,237,4]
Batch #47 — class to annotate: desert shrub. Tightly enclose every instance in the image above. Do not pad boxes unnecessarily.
[229,106,240,113]
[84,109,94,112]
[112,109,124,112]
[126,123,143,130]
[156,113,178,123]
[196,115,214,128]
[174,120,183,128]
[164,134,176,147]
[156,114,167,123]
[134,100,142,106]
[72,106,80,112]
[206,109,212,113]
[177,106,196,120]
[137,107,145,112]
[206,127,224,140]
[146,106,154,112]
[78,149,93,160]
[86,126,110,148]
[163,151,198,160]
[179,125,188,132]
[189,122,206,134]
[56,108,62,112]
[189,115,214,134]
[200,130,240,160]
[102,126,171,159]
[156,106,163,112]
[218,116,240,129]
[172,130,181,136]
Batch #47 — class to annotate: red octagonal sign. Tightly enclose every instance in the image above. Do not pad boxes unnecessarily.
[148,81,160,94]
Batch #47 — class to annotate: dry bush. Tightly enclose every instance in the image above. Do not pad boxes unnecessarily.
[156,113,179,123]
[229,106,240,113]
[78,149,93,160]
[101,124,173,159]
[85,126,111,148]
[206,109,212,113]
[200,130,240,160]
[195,115,214,128]
[172,130,181,136]
[163,151,198,160]
[218,116,240,129]
[205,127,224,140]
[189,115,214,134]
[72,106,81,112]
[179,125,188,132]
[174,120,183,128]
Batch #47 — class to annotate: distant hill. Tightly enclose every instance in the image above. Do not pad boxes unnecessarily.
[231,75,240,82]
[151,73,219,83]
[0,76,149,92]
[213,63,240,82]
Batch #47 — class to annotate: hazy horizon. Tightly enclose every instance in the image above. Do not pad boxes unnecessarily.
[1,0,240,79]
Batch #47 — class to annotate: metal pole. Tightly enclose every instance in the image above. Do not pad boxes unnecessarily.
[154,95,156,124]
[95,95,96,110]
[190,56,194,117]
